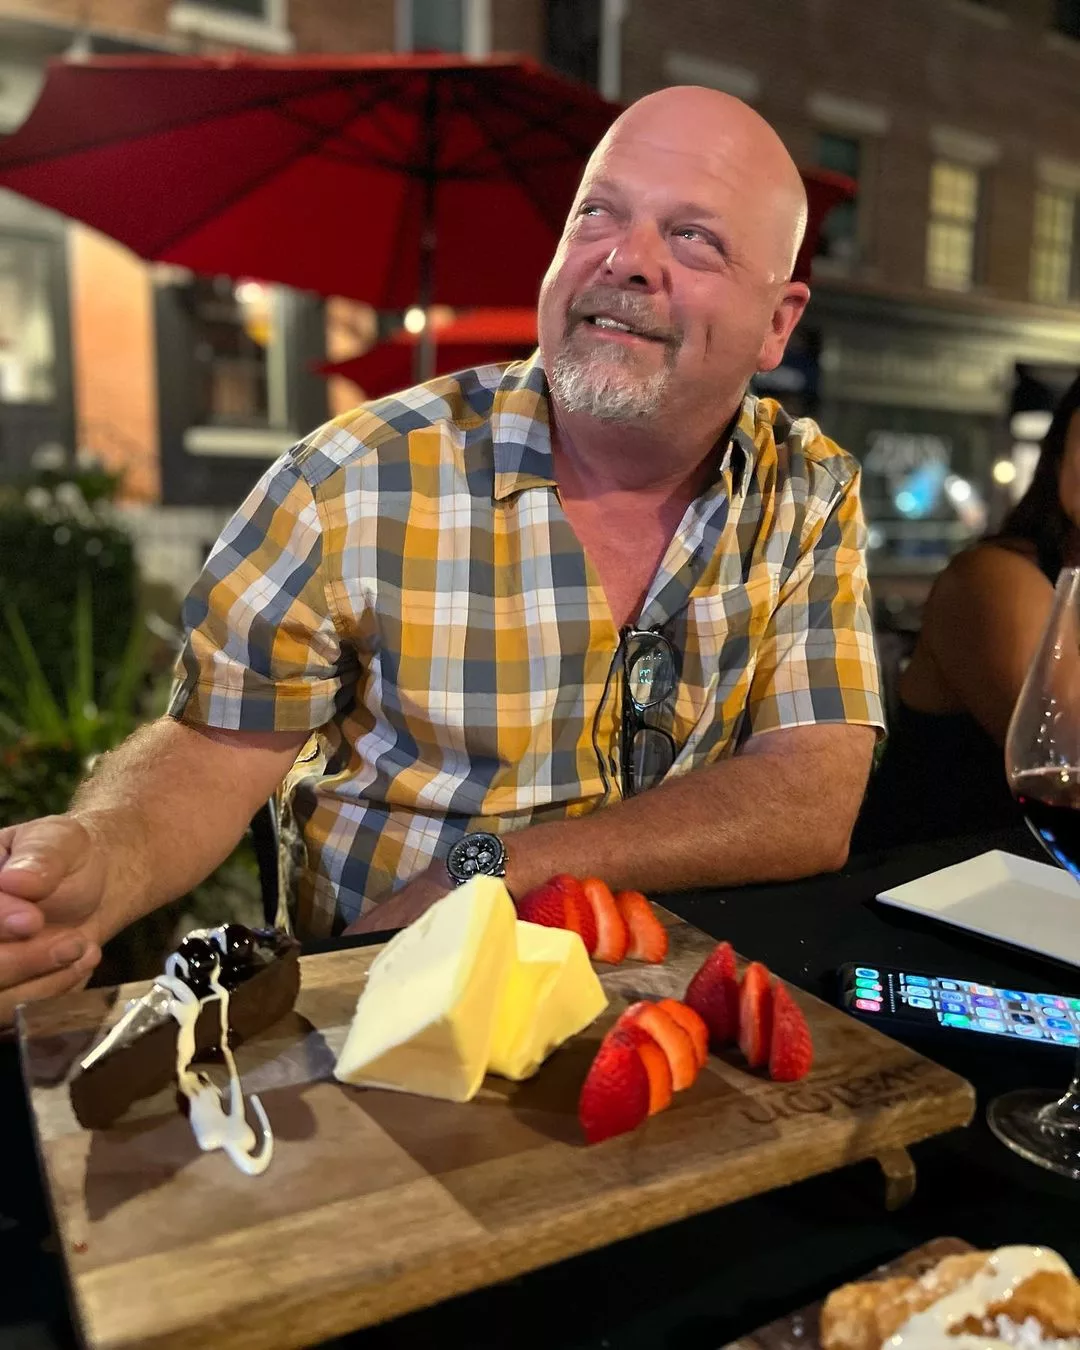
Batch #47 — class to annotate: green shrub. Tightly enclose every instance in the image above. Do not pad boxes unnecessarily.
[0,475,138,716]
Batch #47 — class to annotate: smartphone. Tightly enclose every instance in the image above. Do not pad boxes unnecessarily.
[838,962,1080,1051]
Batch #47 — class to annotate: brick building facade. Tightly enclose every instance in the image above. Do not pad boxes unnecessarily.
[1,0,1079,588]
[619,0,1080,581]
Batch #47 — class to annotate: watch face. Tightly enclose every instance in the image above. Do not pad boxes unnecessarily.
[449,832,505,881]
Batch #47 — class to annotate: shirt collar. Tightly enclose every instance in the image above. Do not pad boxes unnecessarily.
[489,351,755,501]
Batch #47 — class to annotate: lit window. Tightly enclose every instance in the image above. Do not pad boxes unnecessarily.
[815,132,862,266]
[926,159,981,291]
[0,236,56,405]
[186,277,280,429]
[1031,186,1078,305]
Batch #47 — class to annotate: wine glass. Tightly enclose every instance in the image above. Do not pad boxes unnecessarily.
[989,564,1080,1178]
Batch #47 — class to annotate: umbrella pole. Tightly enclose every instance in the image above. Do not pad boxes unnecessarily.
[414,75,438,385]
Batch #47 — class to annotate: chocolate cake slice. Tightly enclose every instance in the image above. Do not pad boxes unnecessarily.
[70,924,300,1130]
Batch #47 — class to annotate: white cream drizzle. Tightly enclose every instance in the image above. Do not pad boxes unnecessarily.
[80,926,273,1176]
[889,1246,1076,1348]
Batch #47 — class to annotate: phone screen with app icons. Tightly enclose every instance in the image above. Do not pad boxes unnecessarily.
[839,964,1080,1048]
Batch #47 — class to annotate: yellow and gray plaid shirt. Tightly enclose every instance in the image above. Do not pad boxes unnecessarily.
[170,353,884,935]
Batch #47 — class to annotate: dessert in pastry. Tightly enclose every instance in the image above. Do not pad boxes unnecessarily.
[820,1245,1080,1349]
[70,924,300,1173]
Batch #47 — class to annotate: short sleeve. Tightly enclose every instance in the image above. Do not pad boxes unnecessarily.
[744,465,885,739]
[168,452,354,733]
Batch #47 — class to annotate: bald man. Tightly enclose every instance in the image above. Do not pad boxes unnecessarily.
[0,89,883,1022]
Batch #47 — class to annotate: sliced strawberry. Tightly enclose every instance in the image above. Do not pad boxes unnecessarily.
[684,941,739,1047]
[578,1032,651,1144]
[614,890,669,964]
[769,983,814,1082]
[549,874,598,953]
[556,891,599,955]
[610,1023,673,1115]
[581,876,629,964]
[657,998,709,1070]
[515,882,567,930]
[620,1001,698,1091]
[516,884,570,928]
[738,962,774,1069]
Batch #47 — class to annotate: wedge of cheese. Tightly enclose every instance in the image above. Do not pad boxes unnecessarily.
[488,921,608,1081]
[333,875,517,1102]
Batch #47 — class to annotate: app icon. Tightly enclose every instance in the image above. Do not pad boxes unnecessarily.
[1007,1001,1029,1012]
[1015,1025,1045,1039]
[855,998,880,1012]
[1066,998,1080,1012]
[906,996,934,1010]
[1000,991,1025,1003]
[904,976,930,987]
[1036,995,1066,1008]
[938,980,959,991]
[1052,1032,1080,1046]
[941,1000,967,1015]
[942,1013,972,1028]
[855,968,879,980]
[971,984,995,996]
[1045,1017,1072,1031]
[977,1005,1004,1020]
[972,995,999,1009]
[977,1017,1005,1031]
[1011,1012,1037,1024]
[856,979,883,993]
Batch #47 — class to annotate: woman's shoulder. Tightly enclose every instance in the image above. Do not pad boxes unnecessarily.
[925,538,1051,624]
[937,537,1043,586]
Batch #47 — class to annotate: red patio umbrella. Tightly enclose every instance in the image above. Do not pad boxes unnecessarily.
[0,52,619,314]
[794,168,856,282]
[319,307,537,396]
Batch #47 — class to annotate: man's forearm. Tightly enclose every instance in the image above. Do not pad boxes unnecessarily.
[501,725,876,899]
[69,718,305,939]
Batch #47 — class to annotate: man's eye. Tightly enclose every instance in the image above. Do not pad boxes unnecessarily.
[675,227,708,243]
[579,204,608,217]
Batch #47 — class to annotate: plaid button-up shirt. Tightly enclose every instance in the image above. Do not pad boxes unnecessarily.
[170,354,883,935]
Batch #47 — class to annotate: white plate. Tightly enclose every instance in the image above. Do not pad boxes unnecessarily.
[876,850,1080,968]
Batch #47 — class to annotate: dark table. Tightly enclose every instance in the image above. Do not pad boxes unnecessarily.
[5,825,1080,1350]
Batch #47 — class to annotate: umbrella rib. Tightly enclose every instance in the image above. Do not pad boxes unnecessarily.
[273,79,421,169]
[439,78,571,235]
[438,70,607,178]
[378,71,437,310]
[148,77,396,257]
[0,69,383,172]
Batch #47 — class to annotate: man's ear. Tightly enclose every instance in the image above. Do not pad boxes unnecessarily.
[756,282,811,373]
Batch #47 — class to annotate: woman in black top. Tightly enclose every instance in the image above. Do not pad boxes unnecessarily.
[854,373,1080,852]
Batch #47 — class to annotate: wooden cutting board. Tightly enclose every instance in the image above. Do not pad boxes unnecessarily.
[723,1237,974,1348]
[18,908,975,1350]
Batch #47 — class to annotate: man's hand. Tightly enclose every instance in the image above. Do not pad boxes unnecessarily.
[0,816,107,1028]
[343,862,452,936]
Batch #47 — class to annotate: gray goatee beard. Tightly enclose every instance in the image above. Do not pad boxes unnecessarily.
[549,348,670,422]
[548,290,678,424]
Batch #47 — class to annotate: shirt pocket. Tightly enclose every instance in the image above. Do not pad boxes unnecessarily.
[668,571,779,768]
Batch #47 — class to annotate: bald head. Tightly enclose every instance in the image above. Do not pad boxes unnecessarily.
[587,87,808,280]
[538,84,812,437]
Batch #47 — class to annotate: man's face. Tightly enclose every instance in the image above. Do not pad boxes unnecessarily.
[538,129,807,427]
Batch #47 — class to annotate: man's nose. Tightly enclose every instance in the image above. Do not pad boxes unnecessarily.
[600,223,666,292]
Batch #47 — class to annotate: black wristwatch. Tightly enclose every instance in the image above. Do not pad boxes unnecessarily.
[446,831,508,885]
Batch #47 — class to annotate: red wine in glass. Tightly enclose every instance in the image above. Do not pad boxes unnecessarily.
[991,566,1080,1179]
[1013,768,1080,880]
